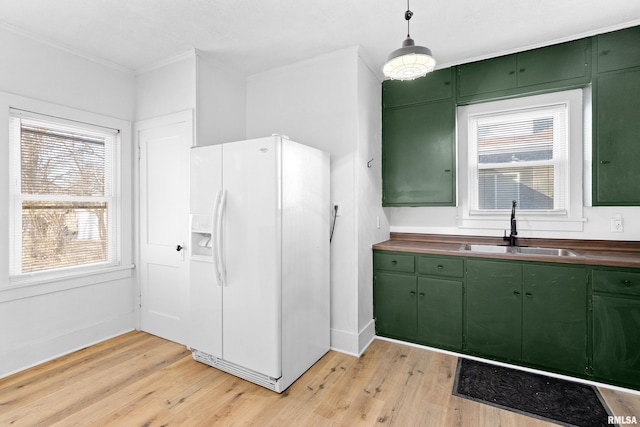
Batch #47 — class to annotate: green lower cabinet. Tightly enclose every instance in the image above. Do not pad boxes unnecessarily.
[374,272,417,340]
[466,260,588,375]
[466,259,522,361]
[593,295,640,387]
[416,277,463,351]
[521,264,587,375]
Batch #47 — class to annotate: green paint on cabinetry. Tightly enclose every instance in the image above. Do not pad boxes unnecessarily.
[521,264,587,375]
[382,100,455,206]
[457,39,591,104]
[593,69,640,205]
[465,259,522,361]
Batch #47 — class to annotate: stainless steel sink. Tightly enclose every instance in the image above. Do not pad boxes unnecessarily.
[459,244,578,257]
[516,247,578,257]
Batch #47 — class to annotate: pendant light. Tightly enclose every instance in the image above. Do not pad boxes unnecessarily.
[383,0,436,81]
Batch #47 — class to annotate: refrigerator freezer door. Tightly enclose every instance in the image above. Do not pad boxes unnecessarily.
[189,144,223,358]
[222,137,282,379]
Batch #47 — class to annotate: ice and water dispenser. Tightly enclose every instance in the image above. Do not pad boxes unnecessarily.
[190,214,214,262]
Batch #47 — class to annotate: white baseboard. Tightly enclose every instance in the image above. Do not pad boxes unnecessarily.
[330,319,376,357]
[0,313,135,379]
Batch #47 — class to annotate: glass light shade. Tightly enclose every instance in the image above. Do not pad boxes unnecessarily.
[383,37,436,81]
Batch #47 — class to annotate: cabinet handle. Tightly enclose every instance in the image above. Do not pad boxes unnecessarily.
[513,291,520,296]
[623,280,633,286]
[391,260,397,265]
[419,293,425,298]
[600,49,611,56]
[508,70,515,75]
[410,291,416,296]
[444,169,451,172]
[519,68,526,72]
[600,160,611,164]
[437,265,444,270]
[525,292,533,297]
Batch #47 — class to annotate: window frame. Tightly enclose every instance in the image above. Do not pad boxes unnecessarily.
[457,89,586,232]
[7,103,125,284]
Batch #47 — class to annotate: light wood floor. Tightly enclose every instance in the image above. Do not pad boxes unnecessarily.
[2,331,639,426]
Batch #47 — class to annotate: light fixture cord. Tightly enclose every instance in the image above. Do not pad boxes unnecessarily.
[405,0,413,38]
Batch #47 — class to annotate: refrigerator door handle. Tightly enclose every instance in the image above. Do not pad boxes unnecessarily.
[216,189,227,286]
[212,190,223,285]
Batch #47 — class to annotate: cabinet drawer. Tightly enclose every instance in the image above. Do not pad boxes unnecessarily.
[417,256,464,278]
[374,253,415,273]
[593,269,640,296]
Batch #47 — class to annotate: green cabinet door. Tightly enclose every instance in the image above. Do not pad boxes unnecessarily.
[465,259,522,361]
[594,69,640,205]
[382,100,455,206]
[383,68,454,108]
[374,272,417,340]
[416,277,463,351]
[457,55,517,99]
[521,264,587,375]
[596,26,640,73]
[593,295,640,387]
[516,39,590,88]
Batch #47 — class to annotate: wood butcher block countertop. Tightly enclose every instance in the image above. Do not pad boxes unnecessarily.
[373,233,640,269]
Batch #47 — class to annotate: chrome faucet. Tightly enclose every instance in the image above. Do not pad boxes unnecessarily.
[504,200,518,247]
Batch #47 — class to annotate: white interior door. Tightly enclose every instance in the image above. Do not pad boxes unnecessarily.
[137,111,192,345]
[222,137,281,378]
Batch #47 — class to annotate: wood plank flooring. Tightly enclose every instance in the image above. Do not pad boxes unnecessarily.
[1,331,639,426]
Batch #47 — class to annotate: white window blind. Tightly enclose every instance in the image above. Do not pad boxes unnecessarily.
[9,110,119,276]
[469,104,568,213]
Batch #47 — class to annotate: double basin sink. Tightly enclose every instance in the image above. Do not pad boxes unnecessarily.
[460,244,578,257]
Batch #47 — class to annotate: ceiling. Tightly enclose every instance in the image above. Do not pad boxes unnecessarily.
[1,0,640,78]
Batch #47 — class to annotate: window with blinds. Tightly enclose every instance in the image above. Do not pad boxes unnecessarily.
[9,111,119,275]
[468,104,568,213]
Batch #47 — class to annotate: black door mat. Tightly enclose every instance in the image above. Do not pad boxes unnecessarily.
[452,358,615,427]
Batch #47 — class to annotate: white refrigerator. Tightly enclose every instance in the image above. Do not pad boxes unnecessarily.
[188,135,330,392]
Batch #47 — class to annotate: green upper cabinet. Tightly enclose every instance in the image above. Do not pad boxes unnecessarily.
[382,98,455,206]
[457,55,517,99]
[382,68,456,206]
[383,68,453,108]
[457,38,591,104]
[593,26,640,206]
[596,26,640,73]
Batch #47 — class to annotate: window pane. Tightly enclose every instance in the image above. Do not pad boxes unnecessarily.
[478,166,554,210]
[478,117,554,165]
[21,201,108,273]
[21,124,105,196]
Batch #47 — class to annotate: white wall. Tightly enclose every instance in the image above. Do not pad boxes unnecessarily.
[134,52,197,122]
[0,28,136,378]
[356,58,389,350]
[196,52,246,146]
[246,47,388,355]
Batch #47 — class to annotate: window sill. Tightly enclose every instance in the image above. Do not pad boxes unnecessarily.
[1,264,135,303]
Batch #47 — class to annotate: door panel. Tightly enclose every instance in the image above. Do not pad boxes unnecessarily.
[189,145,223,358]
[466,259,522,361]
[595,69,640,204]
[138,113,192,344]
[593,295,640,386]
[417,277,463,350]
[374,272,417,340]
[522,264,587,375]
[382,100,455,206]
[221,137,281,378]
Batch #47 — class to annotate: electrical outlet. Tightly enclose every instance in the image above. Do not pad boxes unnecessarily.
[611,214,624,233]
